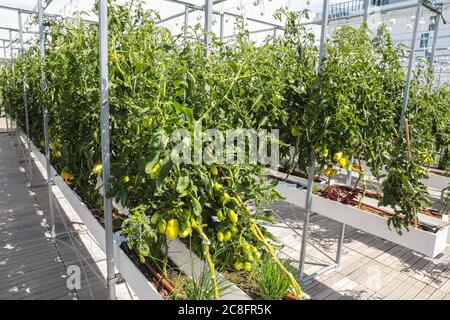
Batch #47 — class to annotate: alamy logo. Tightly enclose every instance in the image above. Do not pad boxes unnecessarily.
[169,123,280,167]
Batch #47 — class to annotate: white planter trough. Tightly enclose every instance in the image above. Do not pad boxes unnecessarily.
[22,135,163,300]
[275,181,449,259]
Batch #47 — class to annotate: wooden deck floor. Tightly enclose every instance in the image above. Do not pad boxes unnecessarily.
[0,132,76,300]
[0,125,136,300]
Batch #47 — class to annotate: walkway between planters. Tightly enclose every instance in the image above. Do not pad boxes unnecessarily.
[0,131,76,299]
[0,119,135,300]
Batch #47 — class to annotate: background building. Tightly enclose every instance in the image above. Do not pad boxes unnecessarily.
[314,0,450,85]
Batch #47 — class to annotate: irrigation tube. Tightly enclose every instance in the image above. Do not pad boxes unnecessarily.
[98,0,116,300]
[399,0,422,135]
[38,0,56,238]
[298,0,330,279]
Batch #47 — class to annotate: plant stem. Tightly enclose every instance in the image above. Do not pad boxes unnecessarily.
[163,236,169,277]
[190,219,220,300]
[250,223,302,299]
[357,167,366,208]
[233,194,302,299]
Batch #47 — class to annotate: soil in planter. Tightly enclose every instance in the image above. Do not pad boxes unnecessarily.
[278,167,322,183]
[121,244,173,299]
[92,208,125,232]
[222,270,260,299]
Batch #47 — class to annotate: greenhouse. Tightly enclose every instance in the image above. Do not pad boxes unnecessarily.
[0,0,448,302]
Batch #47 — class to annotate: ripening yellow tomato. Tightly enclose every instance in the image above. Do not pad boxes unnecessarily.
[228,210,238,224]
[324,168,333,177]
[122,175,130,183]
[234,261,243,271]
[338,158,347,168]
[92,162,103,175]
[150,163,161,180]
[213,182,223,192]
[291,127,300,137]
[244,262,252,271]
[333,152,343,162]
[165,219,180,239]
[217,231,224,242]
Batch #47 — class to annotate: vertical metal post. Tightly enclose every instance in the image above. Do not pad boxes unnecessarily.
[219,13,225,42]
[273,27,277,44]
[399,0,422,134]
[346,157,354,186]
[336,223,346,266]
[184,5,189,40]
[299,150,316,278]
[18,11,33,183]
[38,0,55,238]
[363,0,370,24]
[204,0,213,56]
[99,0,116,301]
[9,30,18,143]
[299,0,329,278]
[428,13,441,67]
[2,40,10,135]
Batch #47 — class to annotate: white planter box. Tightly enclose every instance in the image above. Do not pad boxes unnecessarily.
[276,181,448,258]
[23,136,163,300]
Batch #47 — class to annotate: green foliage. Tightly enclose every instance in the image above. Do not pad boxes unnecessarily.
[170,267,231,300]
[251,255,291,300]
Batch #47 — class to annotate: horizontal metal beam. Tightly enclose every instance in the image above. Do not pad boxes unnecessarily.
[0,4,60,18]
[158,0,283,29]
[0,26,39,34]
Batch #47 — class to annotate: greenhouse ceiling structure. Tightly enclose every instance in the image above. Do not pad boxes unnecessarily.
[0,0,449,304]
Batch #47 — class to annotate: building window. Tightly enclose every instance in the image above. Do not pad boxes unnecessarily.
[372,0,389,5]
[420,33,429,48]
[429,16,436,31]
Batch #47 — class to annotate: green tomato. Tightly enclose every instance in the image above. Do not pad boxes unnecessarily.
[213,182,223,192]
[158,219,167,233]
[223,230,232,241]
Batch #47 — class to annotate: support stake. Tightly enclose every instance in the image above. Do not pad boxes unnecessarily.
[99,0,116,301]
